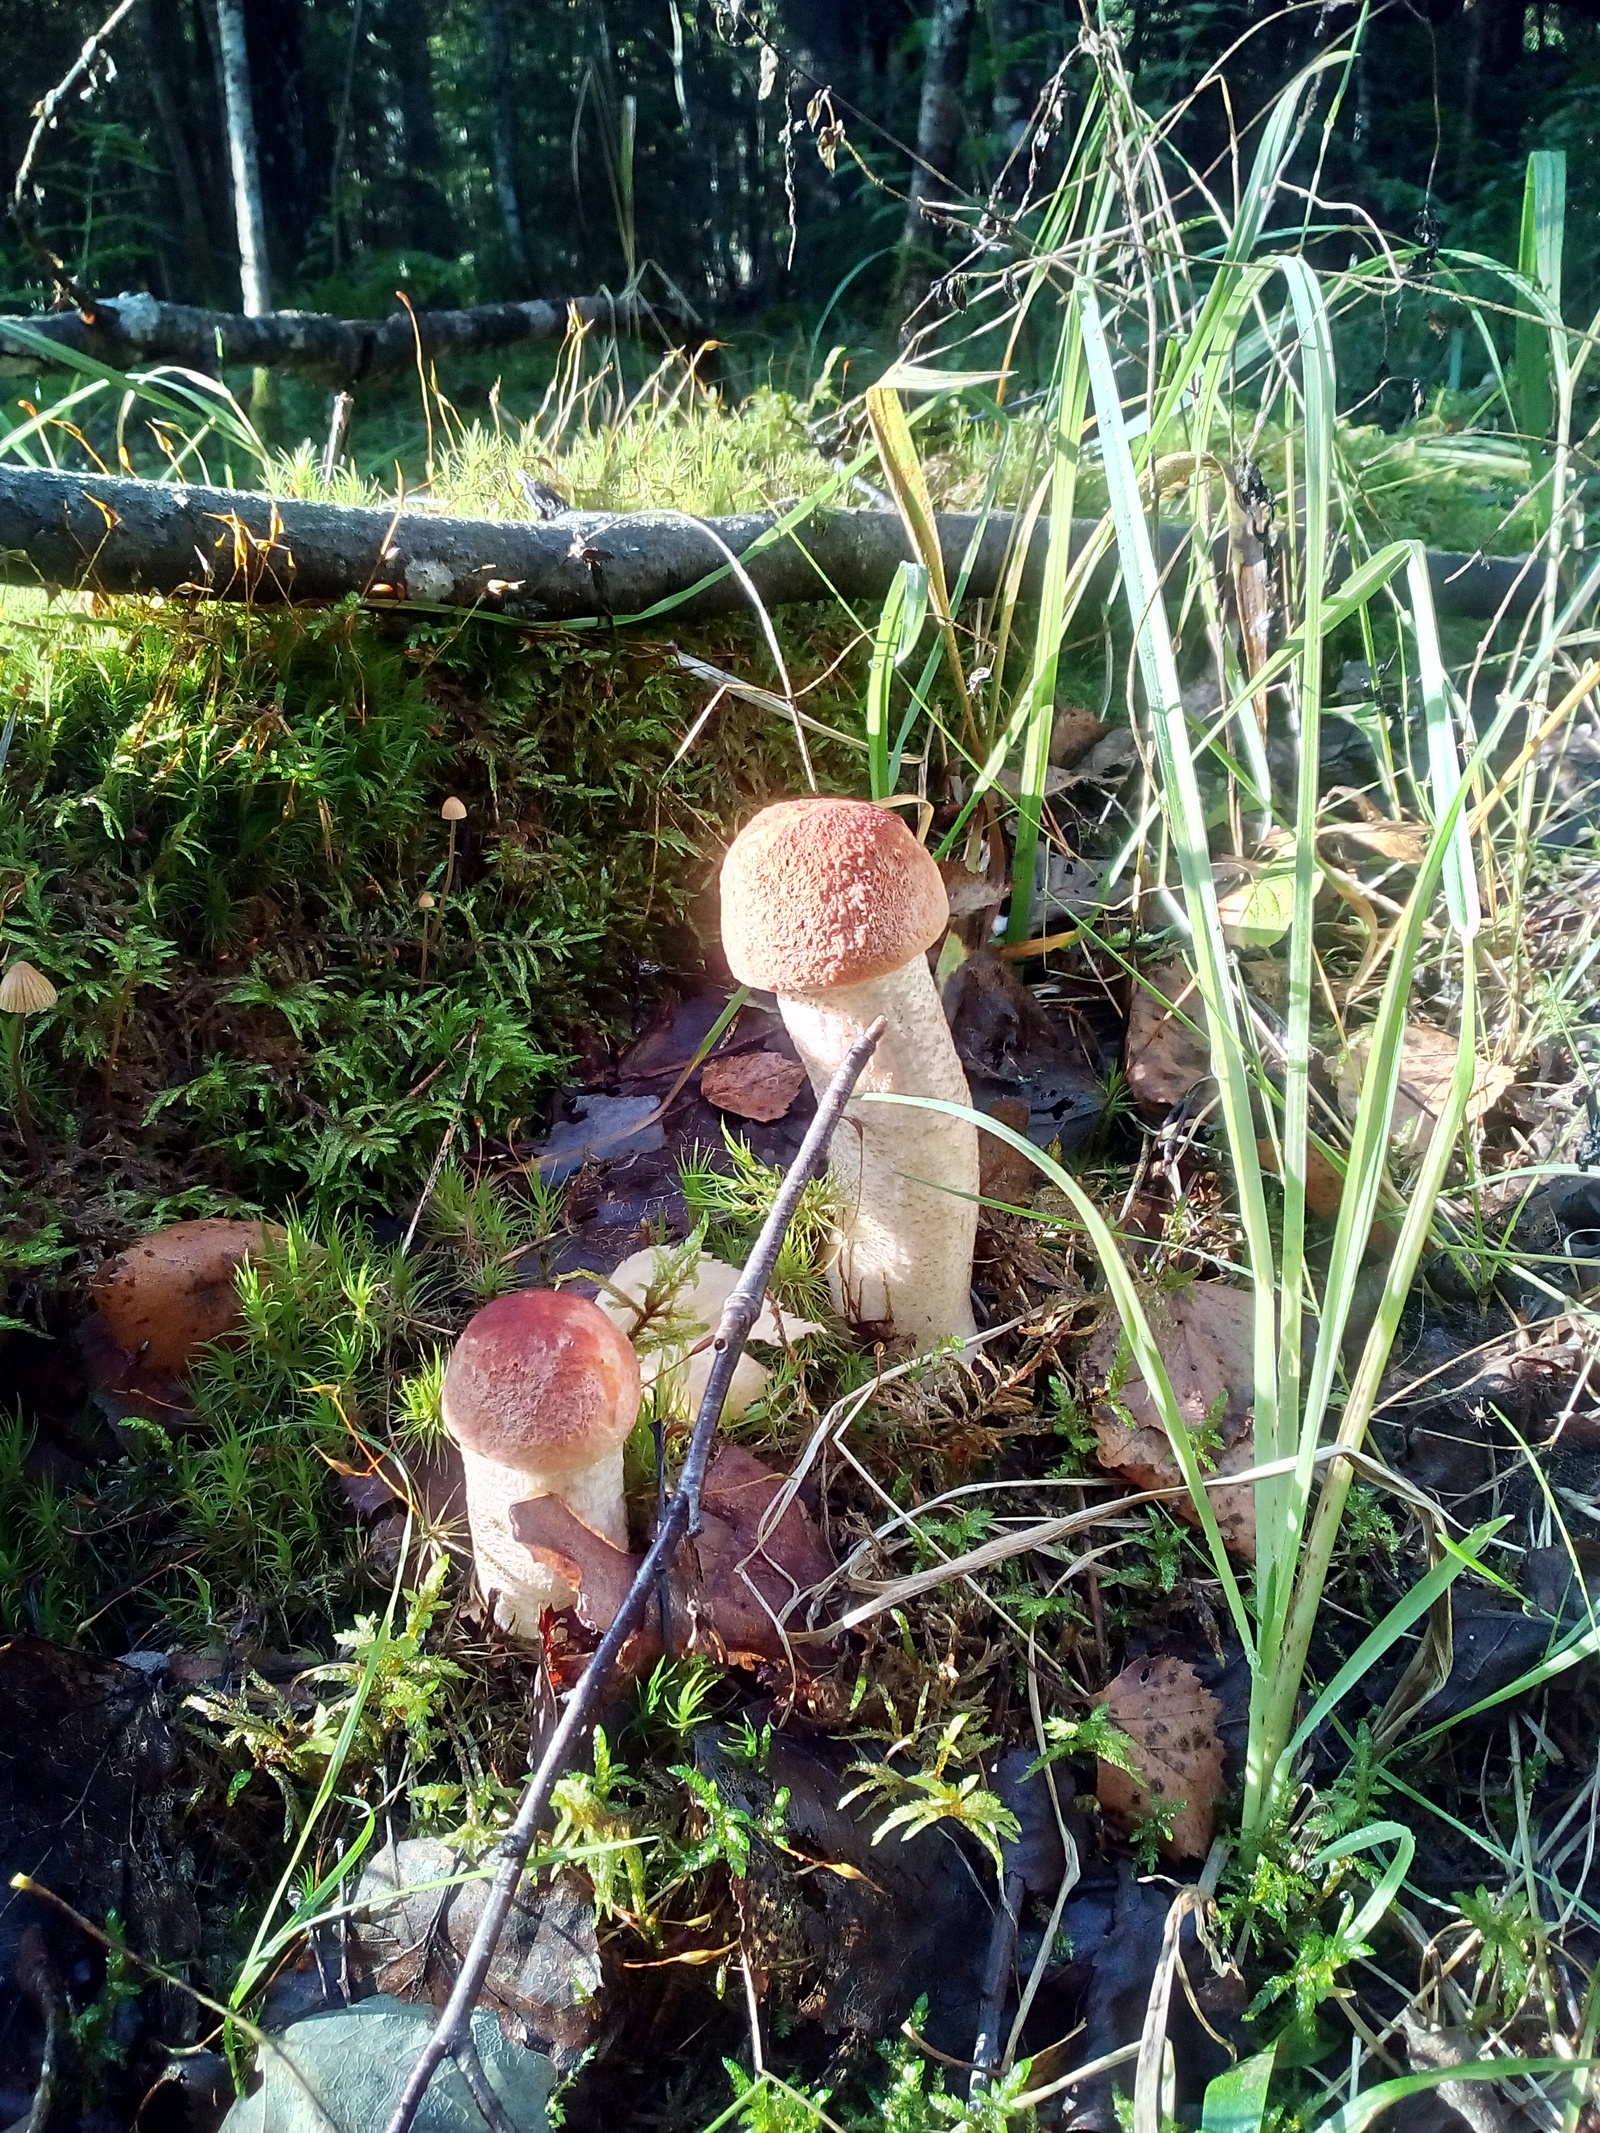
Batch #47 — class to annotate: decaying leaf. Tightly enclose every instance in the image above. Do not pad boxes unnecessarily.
[1083,1282,1256,1558]
[1213,855,1303,949]
[510,1443,835,1673]
[1050,706,1110,765]
[701,1048,809,1122]
[1320,817,1429,866]
[1125,962,1212,1119]
[1096,1654,1224,1862]
[1337,1022,1514,1159]
[1255,1136,1346,1218]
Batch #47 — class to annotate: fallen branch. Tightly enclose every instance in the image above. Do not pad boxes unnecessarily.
[0,292,675,387]
[379,1016,886,2133]
[0,463,1551,624]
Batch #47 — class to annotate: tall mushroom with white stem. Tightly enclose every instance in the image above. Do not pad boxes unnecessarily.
[442,1289,641,1639]
[720,797,979,1350]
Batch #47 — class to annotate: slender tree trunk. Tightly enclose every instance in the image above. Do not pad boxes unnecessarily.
[384,0,455,257]
[483,0,529,279]
[0,466,1542,625]
[214,0,271,314]
[142,0,214,301]
[902,0,975,248]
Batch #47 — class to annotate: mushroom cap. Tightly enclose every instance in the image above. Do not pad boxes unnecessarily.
[441,796,467,822]
[93,1217,283,1375]
[720,798,949,991]
[443,1289,641,1474]
[0,960,57,1015]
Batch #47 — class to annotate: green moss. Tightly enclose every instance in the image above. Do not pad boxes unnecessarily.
[0,589,865,1254]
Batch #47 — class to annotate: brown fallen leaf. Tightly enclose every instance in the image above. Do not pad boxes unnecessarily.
[1125,962,1212,1119]
[1256,1135,1346,1219]
[1083,1281,1256,1558]
[1050,706,1110,766]
[1097,1654,1224,1862]
[1337,1022,1514,1159]
[702,1048,809,1122]
[510,1443,835,1673]
[1320,818,1429,865]
[978,1097,1037,1207]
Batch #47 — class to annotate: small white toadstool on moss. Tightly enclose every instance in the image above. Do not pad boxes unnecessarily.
[442,1288,642,1637]
[720,797,979,1349]
[439,795,466,900]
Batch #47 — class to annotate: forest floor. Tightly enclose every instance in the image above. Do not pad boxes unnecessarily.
[2,298,1600,2133]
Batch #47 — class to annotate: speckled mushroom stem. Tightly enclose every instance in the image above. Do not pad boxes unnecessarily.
[459,1444,628,1639]
[780,955,978,1348]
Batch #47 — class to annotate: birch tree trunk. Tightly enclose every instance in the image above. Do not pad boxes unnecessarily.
[214,0,271,315]
[901,0,975,249]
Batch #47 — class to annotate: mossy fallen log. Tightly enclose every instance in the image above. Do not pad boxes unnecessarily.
[0,462,1550,624]
[0,292,664,386]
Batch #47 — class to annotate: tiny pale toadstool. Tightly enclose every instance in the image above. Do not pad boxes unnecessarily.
[439,795,466,902]
[442,1289,642,1637]
[720,797,979,1349]
[0,959,57,1133]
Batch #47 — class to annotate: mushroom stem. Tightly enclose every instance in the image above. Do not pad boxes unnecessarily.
[780,955,978,1347]
[5,1015,28,1133]
[459,1442,627,1638]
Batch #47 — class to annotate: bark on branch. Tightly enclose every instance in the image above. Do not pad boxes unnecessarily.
[0,461,1548,625]
[0,293,674,387]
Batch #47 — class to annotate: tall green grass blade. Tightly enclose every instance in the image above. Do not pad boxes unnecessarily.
[1280,1521,1502,1768]
[865,561,928,800]
[1006,304,1090,942]
[0,317,268,474]
[1311,1820,1414,1946]
[1202,2051,1276,2133]
[1516,151,1565,465]
[1079,279,1282,1583]
[1310,2061,1585,2133]
[229,1511,415,2010]
[1272,259,1336,1648]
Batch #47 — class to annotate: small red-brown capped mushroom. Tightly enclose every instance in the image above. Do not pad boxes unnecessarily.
[92,1218,283,1376]
[442,1289,642,1637]
[720,797,978,1349]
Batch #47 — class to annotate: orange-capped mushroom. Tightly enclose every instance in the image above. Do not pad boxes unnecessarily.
[443,1289,641,1637]
[720,798,978,1349]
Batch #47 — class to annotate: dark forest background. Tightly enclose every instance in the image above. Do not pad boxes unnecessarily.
[1,1,1596,381]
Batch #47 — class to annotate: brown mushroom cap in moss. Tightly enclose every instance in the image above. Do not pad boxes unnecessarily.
[93,1218,283,1375]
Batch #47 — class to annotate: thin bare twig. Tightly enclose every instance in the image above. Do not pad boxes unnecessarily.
[380,1015,886,2133]
[11,0,142,311]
